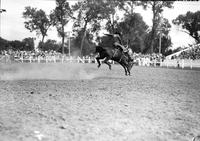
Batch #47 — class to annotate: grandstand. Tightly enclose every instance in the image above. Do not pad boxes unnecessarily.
[166,43,200,60]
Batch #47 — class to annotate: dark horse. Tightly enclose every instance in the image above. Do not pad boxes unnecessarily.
[95,45,134,76]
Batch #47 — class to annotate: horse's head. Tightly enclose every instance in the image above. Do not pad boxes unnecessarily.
[94,46,104,58]
[95,46,102,53]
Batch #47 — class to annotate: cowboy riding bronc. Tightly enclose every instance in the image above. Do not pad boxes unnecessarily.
[104,32,133,63]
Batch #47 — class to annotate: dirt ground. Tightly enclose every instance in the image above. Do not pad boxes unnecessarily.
[0,63,200,141]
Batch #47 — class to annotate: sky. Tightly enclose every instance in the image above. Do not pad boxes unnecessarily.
[0,0,200,49]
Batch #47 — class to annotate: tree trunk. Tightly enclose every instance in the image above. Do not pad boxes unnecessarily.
[40,35,45,50]
[80,21,88,57]
[149,2,156,54]
[61,19,65,55]
[41,35,45,44]
[62,35,65,54]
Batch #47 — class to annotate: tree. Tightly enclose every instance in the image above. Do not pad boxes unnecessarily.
[73,29,95,56]
[102,1,149,53]
[0,37,34,51]
[23,7,54,45]
[103,0,121,34]
[72,0,111,56]
[118,0,144,15]
[0,37,9,51]
[10,40,24,51]
[39,39,60,52]
[52,0,73,55]
[144,17,172,55]
[172,11,200,43]
[116,13,148,53]
[22,37,35,51]
[142,1,174,53]
[104,13,148,53]
[157,17,172,55]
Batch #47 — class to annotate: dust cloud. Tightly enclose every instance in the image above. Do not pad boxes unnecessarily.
[0,63,100,80]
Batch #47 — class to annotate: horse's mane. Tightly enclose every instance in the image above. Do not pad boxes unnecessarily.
[95,46,105,54]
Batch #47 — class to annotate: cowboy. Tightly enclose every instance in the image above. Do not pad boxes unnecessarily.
[104,32,127,52]
[104,32,133,62]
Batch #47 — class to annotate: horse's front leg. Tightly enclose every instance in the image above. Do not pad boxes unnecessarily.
[124,66,128,76]
[103,57,112,70]
[96,57,101,68]
[124,67,128,76]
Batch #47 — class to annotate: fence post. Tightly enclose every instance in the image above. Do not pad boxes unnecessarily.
[166,60,168,68]
[21,53,23,63]
[70,56,73,63]
[62,55,64,63]
[38,56,40,63]
[29,56,32,63]
[160,60,163,67]
[176,59,179,68]
[77,56,84,63]
[181,59,184,69]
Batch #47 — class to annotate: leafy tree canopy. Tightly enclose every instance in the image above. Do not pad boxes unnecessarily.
[142,1,174,53]
[23,6,54,43]
[51,0,73,54]
[173,11,200,43]
[39,39,60,52]
[72,0,112,55]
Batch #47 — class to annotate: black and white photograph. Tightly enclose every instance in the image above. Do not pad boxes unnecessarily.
[0,0,200,141]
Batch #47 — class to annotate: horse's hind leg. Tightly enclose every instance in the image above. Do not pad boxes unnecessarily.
[123,65,128,76]
[127,66,131,76]
[119,62,128,75]
[129,65,133,76]
[127,62,134,76]
[103,57,112,70]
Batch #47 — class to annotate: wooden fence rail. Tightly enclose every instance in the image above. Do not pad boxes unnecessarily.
[1,55,200,69]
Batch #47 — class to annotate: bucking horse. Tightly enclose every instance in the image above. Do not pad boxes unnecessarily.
[95,45,134,76]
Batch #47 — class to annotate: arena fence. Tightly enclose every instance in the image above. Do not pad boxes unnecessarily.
[0,55,115,64]
[161,59,200,69]
[135,58,200,69]
[1,54,200,69]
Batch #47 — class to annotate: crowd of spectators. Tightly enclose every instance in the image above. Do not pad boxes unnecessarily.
[0,49,165,66]
[179,45,200,60]
[0,50,63,62]
[132,53,164,66]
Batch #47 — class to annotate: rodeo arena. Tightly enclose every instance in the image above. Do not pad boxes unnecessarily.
[1,1,200,141]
